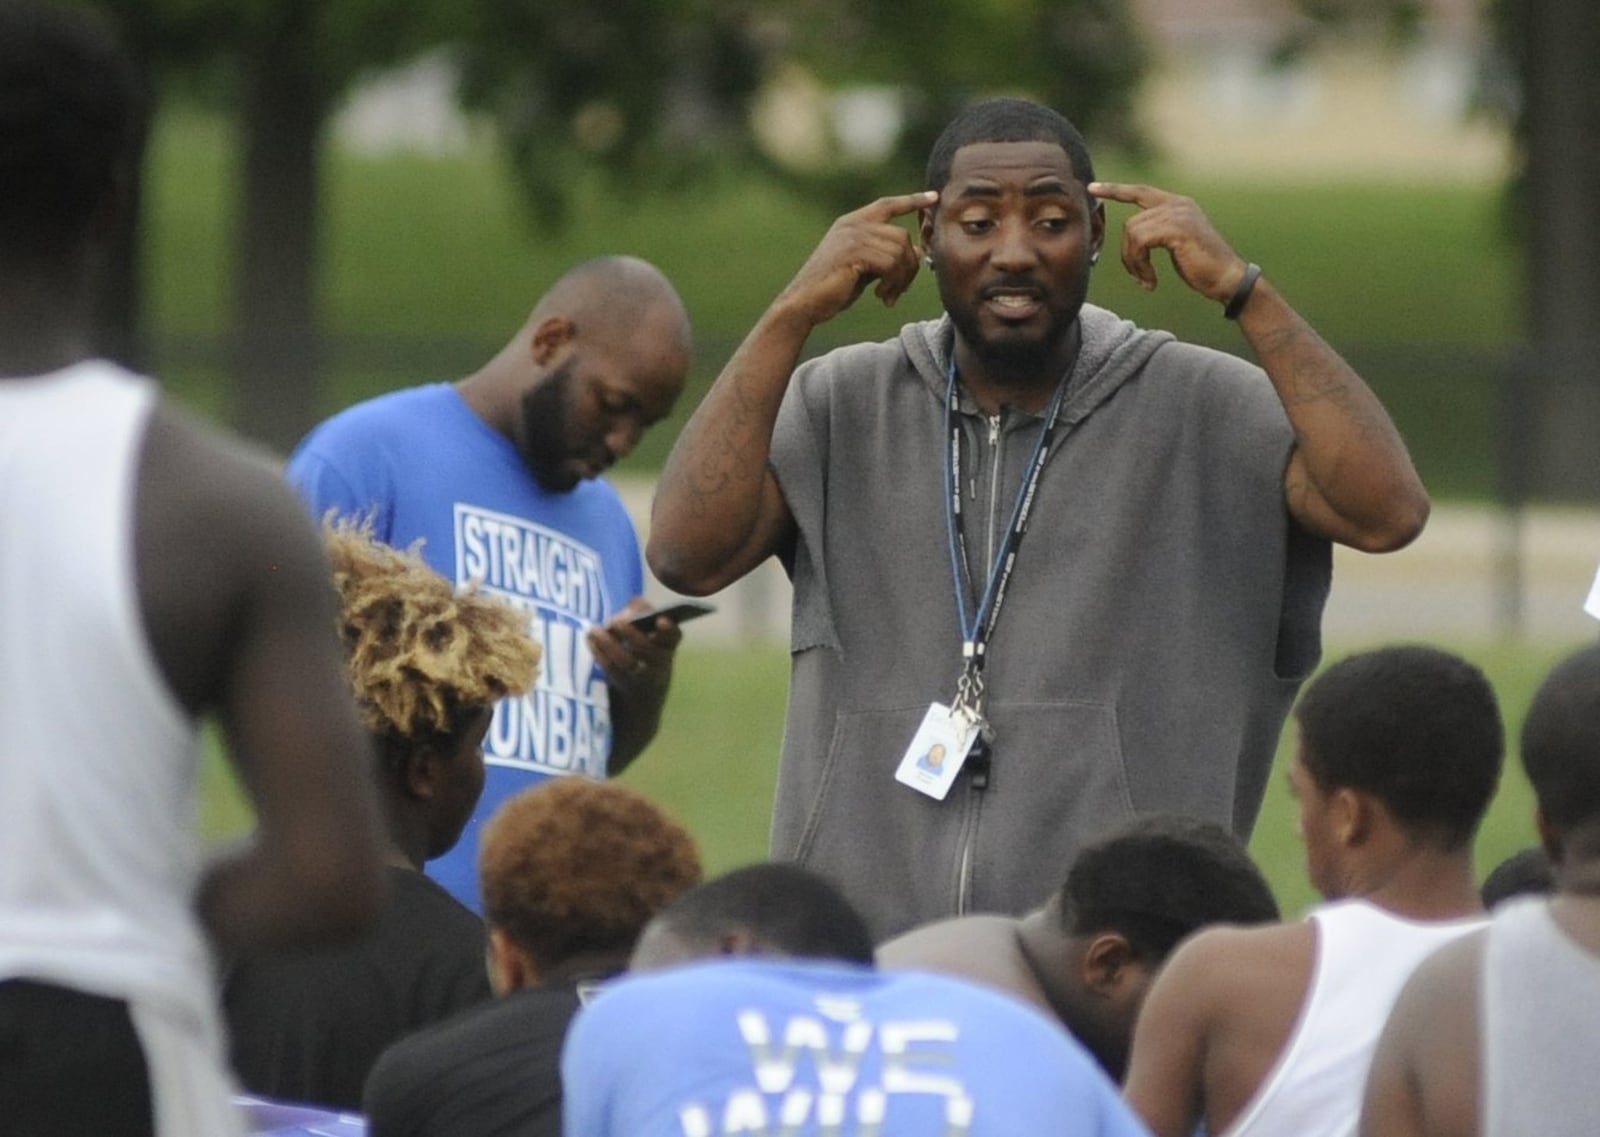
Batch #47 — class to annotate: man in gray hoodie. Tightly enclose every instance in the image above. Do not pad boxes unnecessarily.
[648,96,1428,939]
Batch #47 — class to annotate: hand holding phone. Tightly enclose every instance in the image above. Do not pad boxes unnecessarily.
[627,601,716,633]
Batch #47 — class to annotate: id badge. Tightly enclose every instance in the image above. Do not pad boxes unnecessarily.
[895,702,979,801]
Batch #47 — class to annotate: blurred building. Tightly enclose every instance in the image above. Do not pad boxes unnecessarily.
[333,2,1509,182]
[1132,0,1509,181]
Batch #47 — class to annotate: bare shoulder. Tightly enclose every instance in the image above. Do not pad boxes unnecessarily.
[1149,920,1315,1055]
[1126,922,1306,1137]
[1362,930,1485,1137]
[1413,926,1485,981]
[140,400,308,532]
[1391,929,1485,1025]
[136,399,334,714]
[1168,919,1313,984]
[877,915,1016,967]
[876,916,1036,1001]
[1137,922,1305,1036]
[139,400,332,591]
[1380,928,1486,1038]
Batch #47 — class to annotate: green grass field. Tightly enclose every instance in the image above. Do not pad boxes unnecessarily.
[203,634,1585,921]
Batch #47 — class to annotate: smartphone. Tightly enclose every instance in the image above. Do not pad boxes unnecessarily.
[627,601,717,632]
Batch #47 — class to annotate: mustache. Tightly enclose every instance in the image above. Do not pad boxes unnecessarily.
[981,276,1042,298]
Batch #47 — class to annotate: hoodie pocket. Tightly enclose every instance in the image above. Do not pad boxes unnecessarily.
[791,700,1138,937]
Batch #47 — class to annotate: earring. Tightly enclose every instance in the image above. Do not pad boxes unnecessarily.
[1090,251,1101,266]
[923,253,935,269]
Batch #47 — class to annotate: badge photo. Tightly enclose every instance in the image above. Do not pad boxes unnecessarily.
[894,702,977,801]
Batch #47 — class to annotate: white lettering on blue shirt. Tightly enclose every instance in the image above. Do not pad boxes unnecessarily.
[455,504,612,775]
[677,1009,975,1136]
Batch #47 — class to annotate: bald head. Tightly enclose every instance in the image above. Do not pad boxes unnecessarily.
[466,255,693,491]
[530,255,692,359]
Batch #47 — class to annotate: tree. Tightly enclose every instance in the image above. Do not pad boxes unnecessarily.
[92,0,1149,451]
[737,0,1148,207]
[1497,0,1600,502]
[1294,0,1600,502]
[100,0,469,451]
[454,0,1148,226]
[95,0,775,451]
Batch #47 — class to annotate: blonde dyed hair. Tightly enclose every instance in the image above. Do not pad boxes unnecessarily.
[325,520,541,742]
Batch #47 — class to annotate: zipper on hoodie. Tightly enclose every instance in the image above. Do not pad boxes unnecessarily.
[983,413,1004,571]
[955,779,986,914]
[953,413,1003,916]
[953,415,1004,914]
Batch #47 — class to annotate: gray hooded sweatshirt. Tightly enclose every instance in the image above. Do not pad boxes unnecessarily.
[768,305,1330,940]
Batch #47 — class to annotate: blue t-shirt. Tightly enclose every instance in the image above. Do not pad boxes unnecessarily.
[286,384,643,910]
[561,959,1154,1137]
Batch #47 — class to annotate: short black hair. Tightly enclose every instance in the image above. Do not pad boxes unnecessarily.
[1295,645,1503,850]
[1059,814,1279,963]
[925,97,1095,192]
[0,0,142,260]
[650,863,875,965]
[1480,845,1555,908]
[1520,643,1600,831]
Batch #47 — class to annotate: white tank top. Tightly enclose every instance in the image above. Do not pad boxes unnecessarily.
[1482,897,1600,1137]
[0,362,211,1020]
[1224,898,1485,1137]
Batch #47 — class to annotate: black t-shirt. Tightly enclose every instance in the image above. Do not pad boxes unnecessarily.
[362,984,588,1137]
[222,866,492,1110]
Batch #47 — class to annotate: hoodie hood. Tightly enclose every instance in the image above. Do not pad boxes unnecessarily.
[898,304,1174,425]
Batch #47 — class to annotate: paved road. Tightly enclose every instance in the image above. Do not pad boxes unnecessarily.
[617,476,1600,647]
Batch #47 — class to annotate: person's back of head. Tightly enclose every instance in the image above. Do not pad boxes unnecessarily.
[1294,644,1503,852]
[1520,642,1600,858]
[925,97,1095,191]
[1034,814,1279,1080]
[630,863,876,972]
[326,522,541,863]
[1359,646,1600,1137]
[1060,814,1280,962]
[478,778,701,991]
[1480,845,1556,908]
[535,255,691,348]
[0,0,141,268]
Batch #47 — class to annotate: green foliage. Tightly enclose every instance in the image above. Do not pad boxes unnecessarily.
[107,0,1153,225]
[749,0,1148,213]
[450,0,1151,226]
[101,0,467,102]
[455,0,767,229]
[1282,0,1424,45]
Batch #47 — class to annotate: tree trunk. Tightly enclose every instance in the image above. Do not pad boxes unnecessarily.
[1520,0,1600,502]
[231,6,327,456]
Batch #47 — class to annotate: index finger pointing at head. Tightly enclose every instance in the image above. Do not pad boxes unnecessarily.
[1087,182,1168,209]
[864,190,940,221]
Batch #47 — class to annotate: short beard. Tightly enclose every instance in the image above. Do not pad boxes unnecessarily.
[518,359,579,492]
[945,305,1071,388]
[938,268,1086,390]
[968,335,1058,385]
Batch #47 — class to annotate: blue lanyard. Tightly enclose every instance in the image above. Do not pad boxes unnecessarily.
[943,353,1070,680]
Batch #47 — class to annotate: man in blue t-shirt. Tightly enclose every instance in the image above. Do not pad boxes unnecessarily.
[287,256,694,910]
[562,865,1153,1137]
